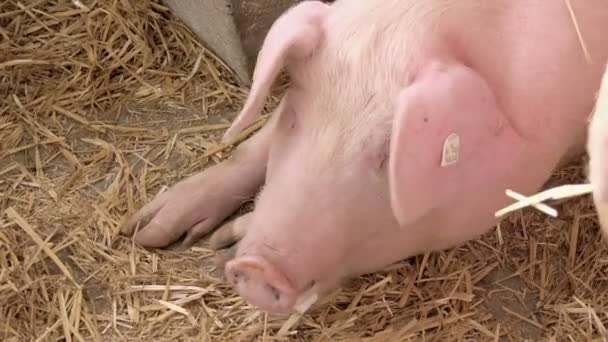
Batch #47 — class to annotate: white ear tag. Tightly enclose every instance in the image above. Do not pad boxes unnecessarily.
[441,132,460,167]
[293,292,318,314]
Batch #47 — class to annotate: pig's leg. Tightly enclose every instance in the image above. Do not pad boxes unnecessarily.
[209,213,251,250]
[587,64,608,237]
[210,213,252,269]
[120,117,275,248]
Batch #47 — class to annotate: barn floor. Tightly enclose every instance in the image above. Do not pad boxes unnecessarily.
[2,1,608,341]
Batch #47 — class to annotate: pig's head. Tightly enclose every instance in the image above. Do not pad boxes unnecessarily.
[221,1,450,314]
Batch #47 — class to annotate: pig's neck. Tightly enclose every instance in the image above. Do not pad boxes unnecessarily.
[446,0,607,158]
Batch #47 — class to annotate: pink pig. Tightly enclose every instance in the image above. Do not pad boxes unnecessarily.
[588,65,608,235]
[121,0,608,314]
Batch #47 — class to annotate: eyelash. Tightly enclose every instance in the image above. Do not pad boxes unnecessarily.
[280,106,297,131]
[375,137,391,172]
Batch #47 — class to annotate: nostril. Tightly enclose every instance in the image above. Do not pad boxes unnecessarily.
[267,285,281,301]
[233,271,249,282]
[225,256,297,311]
[225,263,248,285]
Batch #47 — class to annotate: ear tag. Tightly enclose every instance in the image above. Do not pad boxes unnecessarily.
[441,132,460,167]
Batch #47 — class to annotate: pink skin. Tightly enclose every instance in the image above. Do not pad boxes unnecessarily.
[588,65,608,237]
[122,0,608,314]
[120,112,277,248]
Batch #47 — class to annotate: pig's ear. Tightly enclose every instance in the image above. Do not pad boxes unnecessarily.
[387,62,527,226]
[222,1,329,142]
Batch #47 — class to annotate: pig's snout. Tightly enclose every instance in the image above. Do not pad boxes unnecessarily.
[225,256,299,314]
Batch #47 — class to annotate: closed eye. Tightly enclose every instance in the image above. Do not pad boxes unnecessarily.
[277,104,297,132]
[376,137,391,172]
[277,90,299,132]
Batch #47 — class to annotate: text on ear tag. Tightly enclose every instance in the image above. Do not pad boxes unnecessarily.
[441,132,460,167]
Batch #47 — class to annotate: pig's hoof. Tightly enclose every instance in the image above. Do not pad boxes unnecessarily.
[225,256,297,314]
[120,190,248,249]
[209,214,250,250]
[213,244,238,270]
[119,187,227,248]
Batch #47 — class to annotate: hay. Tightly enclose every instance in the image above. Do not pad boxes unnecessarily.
[1,0,608,341]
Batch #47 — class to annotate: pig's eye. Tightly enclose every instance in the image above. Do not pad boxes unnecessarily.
[286,107,297,130]
[376,138,390,171]
[279,106,297,132]
[378,153,388,171]
[363,136,390,174]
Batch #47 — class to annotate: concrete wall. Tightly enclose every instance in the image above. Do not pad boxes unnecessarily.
[162,0,300,86]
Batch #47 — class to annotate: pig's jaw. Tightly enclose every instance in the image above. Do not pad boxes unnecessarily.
[224,255,317,314]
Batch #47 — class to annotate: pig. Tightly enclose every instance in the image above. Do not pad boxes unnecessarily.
[120,0,608,314]
[588,65,608,235]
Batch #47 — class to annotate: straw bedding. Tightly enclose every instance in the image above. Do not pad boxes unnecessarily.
[1,0,607,341]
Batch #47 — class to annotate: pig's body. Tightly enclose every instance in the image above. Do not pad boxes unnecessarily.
[121,0,608,314]
[588,66,608,235]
